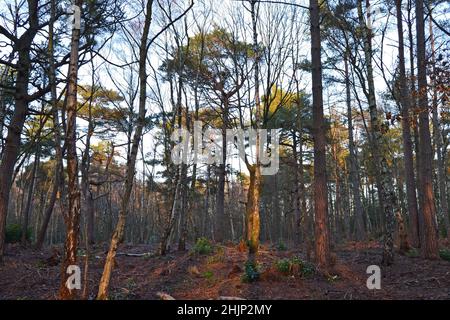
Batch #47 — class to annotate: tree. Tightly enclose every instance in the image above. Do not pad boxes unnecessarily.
[310,0,331,269]
[0,0,41,263]
[59,0,83,300]
[356,0,396,265]
[395,0,420,248]
[97,0,155,300]
[415,0,439,259]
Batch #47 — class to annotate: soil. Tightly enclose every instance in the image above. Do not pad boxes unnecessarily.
[1,241,449,300]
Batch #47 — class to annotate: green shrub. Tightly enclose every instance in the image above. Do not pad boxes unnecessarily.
[5,224,31,243]
[275,258,291,274]
[242,260,260,283]
[275,256,315,277]
[276,242,287,251]
[439,249,450,261]
[193,237,213,255]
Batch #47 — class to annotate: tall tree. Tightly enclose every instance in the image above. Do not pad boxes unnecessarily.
[395,0,420,248]
[310,0,331,269]
[0,0,41,263]
[59,0,83,300]
[97,0,154,299]
[357,0,396,265]
[415,0,439,259]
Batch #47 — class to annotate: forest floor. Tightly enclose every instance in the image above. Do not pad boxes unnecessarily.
[1,240,450,300]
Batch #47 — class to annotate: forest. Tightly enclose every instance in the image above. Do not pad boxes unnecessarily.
[0,0,449,301]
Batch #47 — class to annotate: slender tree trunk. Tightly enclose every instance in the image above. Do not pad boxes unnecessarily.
[246,165,261,255]
[215,100,228,243]
[407,0,423,246]
[415,0,439,259]
[358,0,396,266]
[395,0,420,248]
[428,9,450,239]
[97,0,153,300]
[21,147,40,245]
[177,163,188,250]
[35,0,64,249]
[310,0,331,269]
[59,0,83,300]
[345,54,365,241]
[81,75,95,246]
[245,0,262,262]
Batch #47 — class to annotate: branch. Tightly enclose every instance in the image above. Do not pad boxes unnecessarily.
[233,0,310,11]
[431,16,450,37]
[0,25,17,43]
[147,0,195,50]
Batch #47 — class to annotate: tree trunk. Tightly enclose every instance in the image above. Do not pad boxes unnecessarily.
[345,55,366,241]
[215,101,228,243]
[246,165,261,256]
[34,0,63,249]
[0,0,39,263]
[310,0,331,270]
[415,0,439,259]
[59,0,83,300]
[407,0,423,247]
[97,0,153,300]
[395,0,420,248]
[428,8,450,239]
[358,0,396,266]
[21,147,40,245]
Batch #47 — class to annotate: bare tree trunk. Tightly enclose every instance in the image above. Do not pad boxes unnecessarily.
[59,0,83,300]
[415,0,439,259]
[215,101,228,243]
[97,0,153,300]
[292,132,301,244]
[428,8,449,239]
[358,0,396,266]
[35,0,64,249]
[407,0,423,246]
[395,0,419,248]
[310,0,331,270]
[246,165,261,256]
[21,146,40,245]
[345,54,365,241]
[81,64,95,246]
[245,0,262,262]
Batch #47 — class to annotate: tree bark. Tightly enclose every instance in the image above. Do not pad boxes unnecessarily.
[415,0,439,259]
[358,0,396,266]
[21,147,40,245]
[310,0,331,269]
[97,0,153,300]
[428,8,450,239]
[0,0,39,263]
[35,0,64,249]
[59,0,83,300]
[344,54,365,241]
[395,0,420,248]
